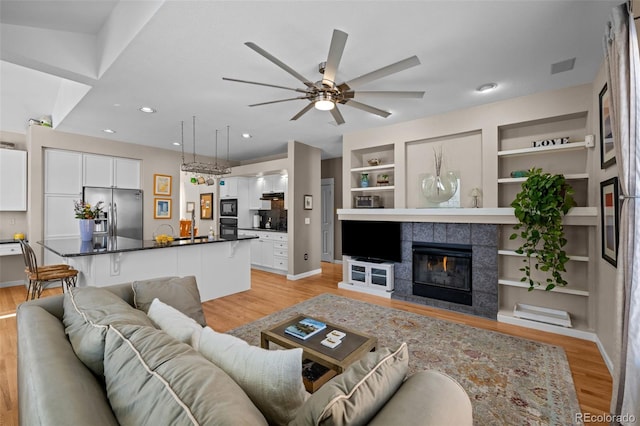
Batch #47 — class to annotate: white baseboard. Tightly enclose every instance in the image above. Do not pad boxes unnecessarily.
[287,268,322,281]
[338,281,393,299]
[0,280,25,289]
[594,335,615,376]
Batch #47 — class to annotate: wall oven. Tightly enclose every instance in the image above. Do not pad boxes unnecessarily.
[219,218,238,239]
[220,198,237,217]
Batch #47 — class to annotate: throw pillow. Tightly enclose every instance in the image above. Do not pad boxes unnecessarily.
[104,323,267,425]
[198,326,308,426]
[290,342,409,426]
[147,298,203,350]
[62,286,155,377]
[132,276,206,326]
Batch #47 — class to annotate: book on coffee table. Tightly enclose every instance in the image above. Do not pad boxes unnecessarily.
[284,317,327,340]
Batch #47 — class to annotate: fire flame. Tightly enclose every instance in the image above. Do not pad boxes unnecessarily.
[443,256,448,272]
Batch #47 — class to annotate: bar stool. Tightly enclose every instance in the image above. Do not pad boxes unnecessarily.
[19,240,78,300]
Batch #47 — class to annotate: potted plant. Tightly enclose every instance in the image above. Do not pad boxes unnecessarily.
[509,168,576,291]
[74,200,104,241]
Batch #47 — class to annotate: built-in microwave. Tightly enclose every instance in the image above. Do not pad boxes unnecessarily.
[220,198,237,217]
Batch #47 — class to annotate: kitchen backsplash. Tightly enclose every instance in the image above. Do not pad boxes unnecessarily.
[256,200,287,230]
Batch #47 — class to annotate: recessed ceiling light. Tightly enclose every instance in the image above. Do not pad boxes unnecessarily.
[476,83,498,93]
[103,129,116,134]
[242,133,252,139]
[139,106,156,113]
[172,142,181,146]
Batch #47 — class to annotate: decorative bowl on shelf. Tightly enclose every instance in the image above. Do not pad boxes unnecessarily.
[367,158,380,166]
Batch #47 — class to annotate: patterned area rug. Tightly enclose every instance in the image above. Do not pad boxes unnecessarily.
[228,293,581,425]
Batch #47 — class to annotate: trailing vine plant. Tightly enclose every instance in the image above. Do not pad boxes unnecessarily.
[509,168,576,291]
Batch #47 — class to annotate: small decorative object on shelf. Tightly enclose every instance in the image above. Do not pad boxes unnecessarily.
[470,188,481,208]
[531,137,569,148]
[367,158,380,166]
[421,146,458,203]
[376,173,390,186]
[510,170,530,178]
[360,173,369,188]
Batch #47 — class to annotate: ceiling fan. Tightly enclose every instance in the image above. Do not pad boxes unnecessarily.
[223,29,424,125]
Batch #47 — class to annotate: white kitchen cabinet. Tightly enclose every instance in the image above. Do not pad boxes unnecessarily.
[45,149,83,195]
[263,174,287,193]
[246,231,287,271]
[114,157,141,189]
[83,154,140,189]
[83,154,113,187]
[219,177,238,198]
[0,149,27,211]
[249,177,270,210]
[44,194,80,238]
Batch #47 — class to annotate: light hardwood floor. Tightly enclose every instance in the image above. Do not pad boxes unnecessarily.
[0,263,612,425]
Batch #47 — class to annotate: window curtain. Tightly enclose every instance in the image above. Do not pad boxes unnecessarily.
[603,2,640,423]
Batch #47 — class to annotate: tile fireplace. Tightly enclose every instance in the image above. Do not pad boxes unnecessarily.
[393,222,498,319]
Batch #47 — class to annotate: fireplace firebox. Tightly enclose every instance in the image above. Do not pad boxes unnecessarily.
[412,242,472,306]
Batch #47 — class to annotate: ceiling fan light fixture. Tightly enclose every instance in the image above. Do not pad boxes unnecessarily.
[314,93,335,111]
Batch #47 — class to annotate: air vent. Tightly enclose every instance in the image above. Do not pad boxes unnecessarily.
[551,58,576,75]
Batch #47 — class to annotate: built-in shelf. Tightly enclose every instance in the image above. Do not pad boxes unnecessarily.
[498,278,590,296]
[350,164,395,173]
[498,249,589,262]
[497,173,589,184]
[497,141,587,157]
[350,186,395,192]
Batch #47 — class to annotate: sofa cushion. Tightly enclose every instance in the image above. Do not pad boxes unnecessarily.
[147,298,203,349]
[198,326,308,426]
[104,323,267,426]
[132,276,206,326]
[290,342,409,426]
[63,286,155,376]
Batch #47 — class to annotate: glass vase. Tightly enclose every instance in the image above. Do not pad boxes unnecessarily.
[360,173,369,188]
[421,171,458,203]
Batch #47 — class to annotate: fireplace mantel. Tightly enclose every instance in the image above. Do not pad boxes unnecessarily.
[337,207,597,226]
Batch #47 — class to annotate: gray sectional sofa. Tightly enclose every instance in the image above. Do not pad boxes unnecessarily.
[17,280,473,425]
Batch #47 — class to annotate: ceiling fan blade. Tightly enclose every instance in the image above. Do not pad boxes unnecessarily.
[245,42,315,88]
[249,96,308,107]
[290,102,315,121]
[340,56,421,90]
[353,90,425,98]
[322,29,348,87]
[222,77,307,93]
[330,106,345,125]
[343,100,391,118]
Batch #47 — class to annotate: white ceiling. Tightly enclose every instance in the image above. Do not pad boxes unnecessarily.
[0,0,621,161]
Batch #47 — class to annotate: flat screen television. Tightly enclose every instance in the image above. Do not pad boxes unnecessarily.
[341,220,402,263]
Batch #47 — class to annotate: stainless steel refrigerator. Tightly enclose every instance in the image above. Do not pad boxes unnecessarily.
[83,186,143,239]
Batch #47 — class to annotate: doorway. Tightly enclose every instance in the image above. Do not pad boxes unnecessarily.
[321,178,334,262]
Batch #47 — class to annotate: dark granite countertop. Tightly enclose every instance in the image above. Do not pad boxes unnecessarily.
[0,239,23,244]
[38,235,257,258]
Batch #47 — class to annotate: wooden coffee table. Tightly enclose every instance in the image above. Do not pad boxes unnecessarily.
[260,314,377,375]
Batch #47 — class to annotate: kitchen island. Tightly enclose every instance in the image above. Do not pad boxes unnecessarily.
[39,235,257,302]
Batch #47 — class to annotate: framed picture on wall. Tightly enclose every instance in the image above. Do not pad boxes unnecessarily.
[154,198,172,219]
[154,174,172,196]
[304,194,313,210]
[186,201,195,213]
[600,177,619,266]
[599,84,616,169]
[200,193,213,220]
